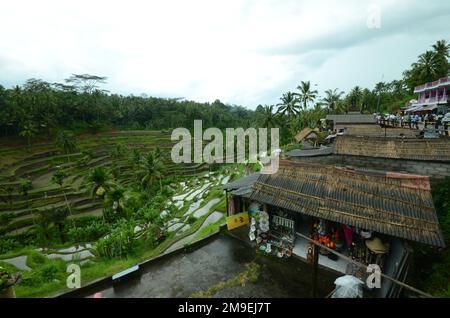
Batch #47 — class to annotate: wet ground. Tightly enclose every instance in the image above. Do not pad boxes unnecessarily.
[78,234,338,298]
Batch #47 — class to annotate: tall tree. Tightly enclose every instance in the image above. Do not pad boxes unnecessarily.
[347,86,363,112]
[85,166,113,197]
[51,167,72,215]
[321,89,344,114]
[137,152,165,191]
[296,81,318,109]
[19,180,33,208]
[260,105,279,129]
[55,130,77,162]
[277,92,300,120]
[19,121,37,147]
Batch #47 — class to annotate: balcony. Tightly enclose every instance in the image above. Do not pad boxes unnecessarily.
[412,95,448,106]
[414,76,450,93]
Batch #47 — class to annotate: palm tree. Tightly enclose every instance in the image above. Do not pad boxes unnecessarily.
[130,148,142,167]
[413,51,439,82]
[47,206,70,242]
[260,105,279,129]
[85,166,112,197]
[296,81,318,109]
[277,92,300,119]
[34,212,53,246]
[0,185,15,208]
[153,146,163,161]
[51,167,72,215]
[19,121,37,147]
[137,152,165,191]
[322,89,344,114]
[432,40,450,58]
[348,86,363,112]
[104,184,126,219]
[55,130,77,162]
[19,180,33,208]
[432,39,450,77]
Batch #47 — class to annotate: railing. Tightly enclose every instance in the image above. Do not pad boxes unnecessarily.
[377,118,450,136]
[414,76,450,92]
[412,95,448,105]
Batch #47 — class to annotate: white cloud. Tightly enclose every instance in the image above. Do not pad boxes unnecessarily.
[0,0,449,108]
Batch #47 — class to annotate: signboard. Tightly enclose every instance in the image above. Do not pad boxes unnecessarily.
[226,212,249,230]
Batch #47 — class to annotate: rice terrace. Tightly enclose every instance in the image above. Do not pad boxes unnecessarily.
[1,1,450,306]
[0,128,238,297]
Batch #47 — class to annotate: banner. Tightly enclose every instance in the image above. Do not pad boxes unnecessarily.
[226,211,249,230]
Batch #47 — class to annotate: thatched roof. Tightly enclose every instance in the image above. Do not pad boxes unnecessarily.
[287,146,333,158]
[223,172,260,191]
[335,135,450,162]
[248,160,444,247]
[342,125,419,138]
[294,128,320,143]
[326,114,377,124]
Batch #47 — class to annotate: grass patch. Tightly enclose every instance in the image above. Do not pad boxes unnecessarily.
[191,262,261,298]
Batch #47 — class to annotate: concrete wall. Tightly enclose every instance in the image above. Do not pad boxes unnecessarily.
[289,154,450,180]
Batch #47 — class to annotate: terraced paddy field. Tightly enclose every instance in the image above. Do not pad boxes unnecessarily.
[0,130,245,297]
[0,130,214,235]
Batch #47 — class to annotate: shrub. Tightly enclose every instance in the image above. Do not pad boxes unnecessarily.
[26,251,47,268]
[96,221,136,259]
[0,238,19,254]
[66,221,109,242]
[187,215,197,225]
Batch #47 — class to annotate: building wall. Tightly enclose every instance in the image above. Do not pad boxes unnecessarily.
[289,154,450,180]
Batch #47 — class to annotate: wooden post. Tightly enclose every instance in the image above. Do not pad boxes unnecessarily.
[225,191,229,216]
[311,244,320,297]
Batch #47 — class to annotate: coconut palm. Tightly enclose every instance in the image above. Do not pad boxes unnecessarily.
[152,146,163,161]
[51,167,72,215]
[85,166,113,197]
[277,92,300,119]
[137,152,165,191]
[432,39,450,58]
[413,51,439,82]
[19,180,33,208]
[296,81,318,109]
[0,185,14,207]
[130,148,142,167]
[19,121,37,147]
[34,212,53,246]
[348,86,364,112]
[321,89,344,114]
[104,184,127,219]
[47,206,70,242]
[55,130,77,162]
[261,105,279,129]
[432,39,450,77]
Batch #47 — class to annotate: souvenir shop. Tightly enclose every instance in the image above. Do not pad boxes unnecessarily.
[246,201,391,274]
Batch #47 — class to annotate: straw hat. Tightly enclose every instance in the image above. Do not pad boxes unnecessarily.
[365,237,389,254]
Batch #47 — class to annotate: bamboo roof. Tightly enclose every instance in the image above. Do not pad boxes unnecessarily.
[335,135,450,162]
[326,114,377,124]
[294,128,320,143]
[343,125,419,138]
[248,160,445,247]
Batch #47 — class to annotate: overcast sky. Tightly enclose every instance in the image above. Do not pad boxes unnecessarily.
[0,0,449,108]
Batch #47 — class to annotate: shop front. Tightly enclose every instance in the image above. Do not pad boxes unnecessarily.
[223,161,445,297]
